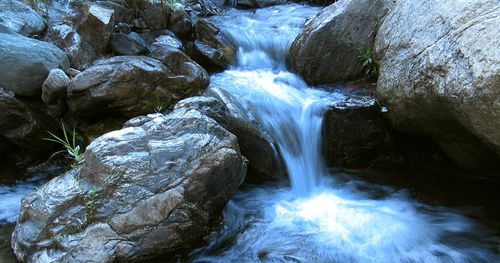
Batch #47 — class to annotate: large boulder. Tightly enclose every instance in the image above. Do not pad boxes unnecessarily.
[0,89,57,150]
[0,32,70,97]
[0,0,46,36]
[77,3,115,51]
[67,55,208,119]
[44,24,99,70]
[11,109,247,262]
[289,0,394,85]
[174,96,282,182]
[375,0,500,171]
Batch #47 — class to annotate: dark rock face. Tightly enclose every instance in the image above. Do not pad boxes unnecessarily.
[11,109,247,262]
[0,90,57,150]
[194,19,236,69]
[77,3,115,51]
[44,24,98,70]
[290,0,394,85]
[67,55,208,119]
[322,88,396,169]
[0,32,70,97]
[235,0,286,9]
[0,0,46,36]
[169,9,194,40]
[110,32,149,55]
[375,0,500,171]
[174,96,281,182]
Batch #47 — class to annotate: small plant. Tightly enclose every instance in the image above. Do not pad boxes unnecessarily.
[359,49,379,80]
[154,104,165,113]
[44,121,85,166]
[105,171,120,184]
[84,189,101,212]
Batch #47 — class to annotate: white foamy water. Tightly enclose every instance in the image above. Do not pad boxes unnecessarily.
[193,3,500,262]
[0,183,35,224]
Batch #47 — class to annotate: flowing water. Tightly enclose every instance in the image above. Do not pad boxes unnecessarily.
[188,4,500,262]
[1,3,499,263]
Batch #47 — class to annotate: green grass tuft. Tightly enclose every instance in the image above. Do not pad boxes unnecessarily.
[44,121,85,166]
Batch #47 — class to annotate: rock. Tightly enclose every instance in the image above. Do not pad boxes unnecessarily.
[375,0,500,171]
[322,87,396,169]
[194,19,236,69]
[115,22,132,34]
[0,89,57,150]
[142,3,168,30]
[0,32,70,97]
[149,47,209,90]
[110,32,149,55]
[175,95,281,182]
[67,56,208,119]
[169,9,194,40]
[290,0,394,85]
[95,0,133,24]
[0,0,46,36]
[12,109,247,262]
[42,69,71,105]
[77,3,115,51]
[198,0,221,16]
[44,24,99,70]
[152,34,183,51]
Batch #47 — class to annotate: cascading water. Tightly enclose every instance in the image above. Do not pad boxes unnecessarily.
[191,4,500,262]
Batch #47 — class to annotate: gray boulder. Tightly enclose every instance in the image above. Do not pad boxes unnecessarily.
[44,24,99,70]
[12,109,247,262]
[110,32,149,55]
[174,96,282,182]
[152,34,184,51]
[290,0,394,85]
[375,0,500,171]
[67,55,208,119]
[42,69,71,105]
[0,32,70,97]
[0,0,45,36]
[77,3,115,51]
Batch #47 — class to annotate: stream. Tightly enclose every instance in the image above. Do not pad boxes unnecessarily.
[1,3,499,263]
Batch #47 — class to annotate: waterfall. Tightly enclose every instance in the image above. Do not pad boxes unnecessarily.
[208,4,334,195]
[192,4,499,263]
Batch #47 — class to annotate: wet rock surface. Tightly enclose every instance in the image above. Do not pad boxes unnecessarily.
[11,109,247,263]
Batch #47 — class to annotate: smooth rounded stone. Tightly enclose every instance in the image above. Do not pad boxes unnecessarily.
[0,32,70,97]
[322,87,397,169]
[375,0,500,171]
[0,89,57,149]
[194,19,236,69]
[290,0,394,85]
[67,56,208,119]
[44,24,99,70]
[77,3,115,51]
[0,0,46,36]
[110,32,149,55]
[175,96,282,182]
[42,69,71,105]
[11,109,247,263]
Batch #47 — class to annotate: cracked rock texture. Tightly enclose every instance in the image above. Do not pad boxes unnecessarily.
[11,109,247,263]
